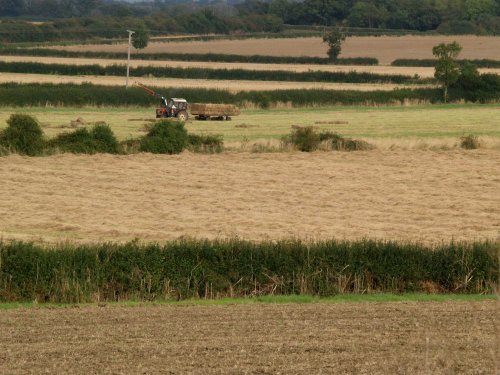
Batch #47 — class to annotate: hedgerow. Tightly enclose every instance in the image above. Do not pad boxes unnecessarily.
[392,59,500,68]
[0,83,445,107]
[0,240,497,303]
[0,61,428,84]
[0,47,379,65]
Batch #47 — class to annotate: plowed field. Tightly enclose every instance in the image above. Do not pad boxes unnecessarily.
[0,301,496,374]
[1,150,499,243]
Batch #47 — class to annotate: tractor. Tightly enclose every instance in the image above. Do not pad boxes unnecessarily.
[136,82,189,121]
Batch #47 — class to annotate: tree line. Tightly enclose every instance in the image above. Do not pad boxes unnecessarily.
[0,0,498,44]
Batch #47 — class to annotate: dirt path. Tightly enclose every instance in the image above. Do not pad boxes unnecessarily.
[0,301,496,374]
[0,150,499,243]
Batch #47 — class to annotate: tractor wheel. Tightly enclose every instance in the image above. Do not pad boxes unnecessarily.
[177,110,188,121]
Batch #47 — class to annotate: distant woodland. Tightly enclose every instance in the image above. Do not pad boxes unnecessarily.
[1,0,499,42]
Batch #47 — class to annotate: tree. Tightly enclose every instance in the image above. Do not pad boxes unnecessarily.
[322,26,346,61]
[432,41,462,102]
[132,25,149,50]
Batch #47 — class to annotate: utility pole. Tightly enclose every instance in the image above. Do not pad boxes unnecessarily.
[126,29,135,89]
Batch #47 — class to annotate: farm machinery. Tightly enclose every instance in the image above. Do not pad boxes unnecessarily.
[136,82,240,121]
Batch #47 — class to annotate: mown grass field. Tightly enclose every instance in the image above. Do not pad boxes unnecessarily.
[1,104,498,143]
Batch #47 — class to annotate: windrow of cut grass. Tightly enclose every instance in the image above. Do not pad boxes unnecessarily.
[0,240,497,303]
[0,47,379,66]
[0,61,429,84]
[0,82,448,108]
[392,58,500,68]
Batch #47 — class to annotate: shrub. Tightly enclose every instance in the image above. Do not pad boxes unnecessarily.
[50,123,119,154]
[283,126,321,152]
[319,131,373,151]
[187,134,224,153]
[139,120,188,154]
[460,134,480,150]
[0,114,45,156]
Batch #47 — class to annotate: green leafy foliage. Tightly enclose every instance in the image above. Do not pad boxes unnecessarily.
[0,240,497,303]
[433,42,463,102]
[392,59,500,69]
[0,61,429,85]
[283,127,373,152]
[50,123,119,154]
[323,27,346,60]
[0,83,447,107]
[0,114,45,156]
[139,120,188,154]
[187,134,224,153]
[131,25,149,50]
[0,47,379,66]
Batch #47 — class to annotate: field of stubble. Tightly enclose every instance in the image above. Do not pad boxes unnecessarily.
[0,301,496,374]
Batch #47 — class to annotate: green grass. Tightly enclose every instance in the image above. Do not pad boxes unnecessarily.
[0,294,495,310]
[1,104,498,143]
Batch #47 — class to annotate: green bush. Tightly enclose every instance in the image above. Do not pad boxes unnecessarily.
[187,134,224,153]
[0,239,497,303]
[139,120,188,154]
[50,123,119,154]
[319,131,373,151]
[0,114,45,156]
[283,126,321,152]
[392,58,500,68]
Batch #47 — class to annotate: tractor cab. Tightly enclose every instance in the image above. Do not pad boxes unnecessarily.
[156,97,189,121]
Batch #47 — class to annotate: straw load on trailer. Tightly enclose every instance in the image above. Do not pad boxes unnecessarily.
[190,103,240,121]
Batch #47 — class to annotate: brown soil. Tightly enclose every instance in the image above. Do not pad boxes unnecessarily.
[55,35,500,65]
[0,72,430,92]
[0,301,496,374]
[3,55,499,77]
[0,150,499,243]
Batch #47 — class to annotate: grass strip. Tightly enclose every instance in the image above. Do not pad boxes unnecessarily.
[0,294,495,310]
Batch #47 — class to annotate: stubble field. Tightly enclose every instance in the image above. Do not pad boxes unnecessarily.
[1,150,499,244]
[55,35,500,65]
[0,300,497,374]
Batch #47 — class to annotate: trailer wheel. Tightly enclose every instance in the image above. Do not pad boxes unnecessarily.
[177,110,188,121]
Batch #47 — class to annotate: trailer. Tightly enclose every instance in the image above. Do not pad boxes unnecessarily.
[190,103,240,121]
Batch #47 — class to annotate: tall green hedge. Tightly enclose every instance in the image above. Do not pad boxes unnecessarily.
[0,240,497,303]
[0,61,428,84]
[392,58,500,68]
[0,83,445,107]
[0,47,379,65]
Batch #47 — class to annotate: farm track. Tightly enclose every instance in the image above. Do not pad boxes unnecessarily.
[0,73,427,92]
[0,150,499,244]
[54,35,500,65]
[0,301,496,374]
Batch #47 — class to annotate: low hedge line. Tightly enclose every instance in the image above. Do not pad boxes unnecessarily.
[0,48,379,66]
[392,59,500,68]
[0,240,497,303]
[0,83,445,107]
[0,61,427,84]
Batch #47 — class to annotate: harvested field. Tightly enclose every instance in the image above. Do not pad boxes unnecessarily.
[0,151,499,243]
[0,301,496,374]
[3,55,499,77]
[0,73,422,92]
[55,35,500,65]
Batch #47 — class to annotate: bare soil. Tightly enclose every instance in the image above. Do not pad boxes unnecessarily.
[0,150,499,243]
[0,301,496,374]
[55,35,500,65]
[0,72,423,92]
